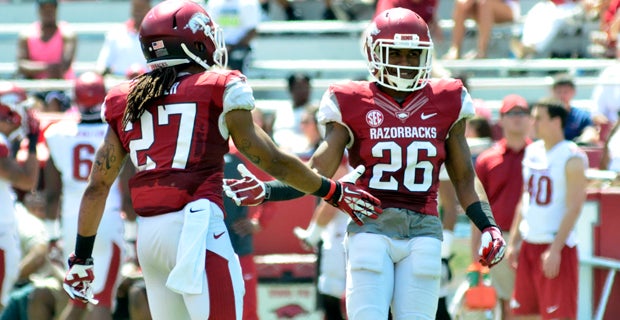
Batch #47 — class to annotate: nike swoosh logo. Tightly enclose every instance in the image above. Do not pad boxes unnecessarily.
[214,232,225,239]
[546,305,559,313]
[189,208,204,213]
[344,187,360,195]
[421,112,437,120]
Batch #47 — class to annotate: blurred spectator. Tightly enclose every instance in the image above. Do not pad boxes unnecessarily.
[261,0,303,20]
[273,72,315,153]
[374,0,442,41]
[298,105,322,157]
[16,0,76,80]
[551,73,599,144]
[599,119,620,170]
[472,94,531,320]
[591,61,620,126]
[443,0,519,59]
[466,115,494,161]
[588,0,620,58]
[96,0,151,77]
[510,0,584,58]
[0,199,67,320]
[207,0,262,73]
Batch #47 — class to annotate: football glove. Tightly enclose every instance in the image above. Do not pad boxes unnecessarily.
[63,254,99,305]
[323,165,382,226]
[478,226,506,268]
[222,164,265,206]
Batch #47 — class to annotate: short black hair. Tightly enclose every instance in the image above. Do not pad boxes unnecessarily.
[552,73,575,89]
[534,97,568,129]
[287,72,311,92]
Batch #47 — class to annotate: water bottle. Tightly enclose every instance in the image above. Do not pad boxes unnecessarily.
[466,262,481,287]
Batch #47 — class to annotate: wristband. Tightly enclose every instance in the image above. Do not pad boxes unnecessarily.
[465,201,497,232]
[27,134,38,153]
[75,234,96,260]
[312,177,335,198]
[263,180,305,201]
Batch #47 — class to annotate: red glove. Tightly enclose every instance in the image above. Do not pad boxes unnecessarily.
[478,226,506,268]
[223,164,265,206]
[63,254,99,305]
[323,165,382,226]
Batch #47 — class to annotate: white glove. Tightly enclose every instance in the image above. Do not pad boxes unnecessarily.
[222,164,266,206]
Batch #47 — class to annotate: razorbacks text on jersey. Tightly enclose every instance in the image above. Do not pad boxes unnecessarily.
[104,70,251,217]
[318,78,474,216]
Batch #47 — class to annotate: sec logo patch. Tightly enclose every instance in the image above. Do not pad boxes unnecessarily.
[366,109,384,127]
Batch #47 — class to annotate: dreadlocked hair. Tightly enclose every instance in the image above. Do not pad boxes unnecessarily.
[123,67,178,127]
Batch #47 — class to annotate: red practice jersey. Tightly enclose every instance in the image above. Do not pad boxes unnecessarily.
[318,79,473,216]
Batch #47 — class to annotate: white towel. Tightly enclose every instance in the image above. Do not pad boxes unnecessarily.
[166,199,212,295]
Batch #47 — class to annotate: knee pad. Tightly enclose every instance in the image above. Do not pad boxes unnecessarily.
[410,237,442,278]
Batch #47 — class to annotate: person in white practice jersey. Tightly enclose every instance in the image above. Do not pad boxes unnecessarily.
[507,97,587,320]
[44,72,125,319]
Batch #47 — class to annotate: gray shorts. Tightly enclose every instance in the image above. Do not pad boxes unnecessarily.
[347,207,443,240]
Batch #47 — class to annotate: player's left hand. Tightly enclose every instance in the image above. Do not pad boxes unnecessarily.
[478,226,506,268]
[323,165,382,226]
[63,254,99,305]
[222,164,266,206]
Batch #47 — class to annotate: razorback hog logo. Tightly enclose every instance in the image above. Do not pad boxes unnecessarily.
[184,12,212,35]
[273,303,309,318]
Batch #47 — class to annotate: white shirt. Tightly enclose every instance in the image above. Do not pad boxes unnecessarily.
[592,63,620,124]
[45,120,122,220]
[96,21,146,77]
[520,140,587,246]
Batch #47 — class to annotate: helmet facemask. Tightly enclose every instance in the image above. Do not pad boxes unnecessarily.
[368,33,433,92]
[179,17,228,70]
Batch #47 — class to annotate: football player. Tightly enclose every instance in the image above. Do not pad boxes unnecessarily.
[0,82,39,312]
[60,1,381,319]
[224,7,506,319]
[45,71,125,319]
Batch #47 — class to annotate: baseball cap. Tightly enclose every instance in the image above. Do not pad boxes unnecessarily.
[552,73,575,88]
[500,94,528,114]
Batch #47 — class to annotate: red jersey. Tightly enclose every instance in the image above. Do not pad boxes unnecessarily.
[474,139,530,231]
[319,79,473,216]
[104,69,252,216]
